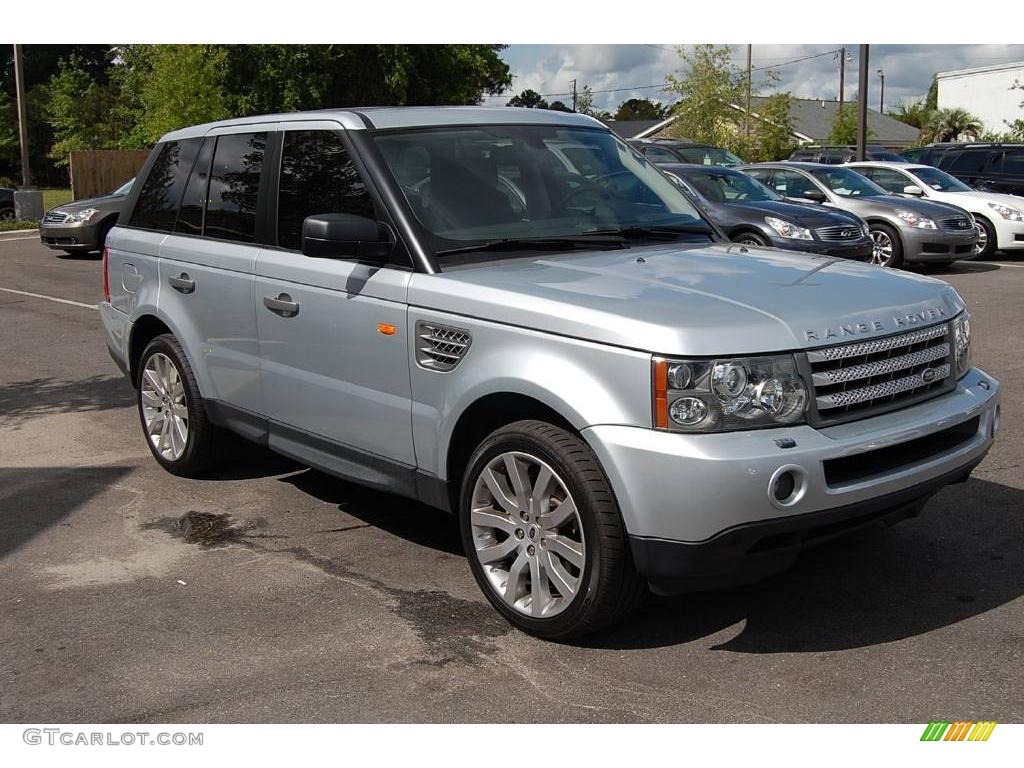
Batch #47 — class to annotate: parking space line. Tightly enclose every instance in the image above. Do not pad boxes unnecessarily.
[0,235,43,242]
[973,261,1024,269]
[0,286,98,310]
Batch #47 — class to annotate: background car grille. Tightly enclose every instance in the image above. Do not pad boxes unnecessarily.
[805,322,954,425]
[814,224,863,242]
[42,211,69,224]
[939,215,972,232]
[415,321,472,372]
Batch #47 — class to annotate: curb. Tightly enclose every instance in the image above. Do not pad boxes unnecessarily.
[0,229,40,236]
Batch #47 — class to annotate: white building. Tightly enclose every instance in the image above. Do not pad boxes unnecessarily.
[936,61,1024,135]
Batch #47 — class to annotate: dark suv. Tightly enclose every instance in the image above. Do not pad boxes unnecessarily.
[788,145,908,164]
[1,187,14,221]
[918,144,1024,197]
[629,138,743,167]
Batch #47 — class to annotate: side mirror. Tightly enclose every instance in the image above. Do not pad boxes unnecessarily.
[903,184,925,196]
[802,188,827,203]
[301,213,393,262]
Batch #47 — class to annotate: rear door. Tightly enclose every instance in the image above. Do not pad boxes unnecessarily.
[988,148,1024,196]
[156,127,272,418]
[254,123,416,468]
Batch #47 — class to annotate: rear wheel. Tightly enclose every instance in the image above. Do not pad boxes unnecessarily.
[732,231,770,247]
[460,420,645,640]
[972,216,996,259]
[869,223,904,268]
[0,207,15,221]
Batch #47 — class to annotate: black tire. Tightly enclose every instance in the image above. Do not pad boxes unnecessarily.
[732,230,770,247]
[96,218,116,252]
[0,207,15,222]
[971,215,996,259]
[137,334,226,477]
[459,419,645,640]
[869,222,904,268]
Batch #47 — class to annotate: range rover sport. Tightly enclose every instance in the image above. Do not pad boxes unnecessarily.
[100,107,1000,639]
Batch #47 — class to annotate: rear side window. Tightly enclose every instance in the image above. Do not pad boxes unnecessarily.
[129,139,202,232]
[944,149,990,174]
[174,138,214,236]
[864,167,911,193]
[276,130,375,251]
[643,146,679,164]
[1002,150,1024,175]
[204,132,267,244]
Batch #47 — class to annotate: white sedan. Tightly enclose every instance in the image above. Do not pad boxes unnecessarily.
[847,161,1024,258]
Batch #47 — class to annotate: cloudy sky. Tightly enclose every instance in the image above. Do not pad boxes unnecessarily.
[483,45,1024,112]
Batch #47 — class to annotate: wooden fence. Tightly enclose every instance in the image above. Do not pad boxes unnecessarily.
[69,149,151,200]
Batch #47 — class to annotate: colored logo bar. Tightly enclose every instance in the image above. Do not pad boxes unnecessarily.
[921,721,997,741]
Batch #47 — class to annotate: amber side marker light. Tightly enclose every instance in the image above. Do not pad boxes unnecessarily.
[377,323,397,336]
[653,358,668,429]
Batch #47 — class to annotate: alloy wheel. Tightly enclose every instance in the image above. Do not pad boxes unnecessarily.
[973,220,988,256]
[469,451,585,618]
[870,230,894,266]
[141,352,189,460]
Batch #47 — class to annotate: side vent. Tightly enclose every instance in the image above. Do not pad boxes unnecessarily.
[416,320,472,372]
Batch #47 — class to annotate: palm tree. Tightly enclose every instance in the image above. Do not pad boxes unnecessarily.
[924,108,984,143]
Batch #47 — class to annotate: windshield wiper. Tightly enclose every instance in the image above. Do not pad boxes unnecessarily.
[434,235,628,258]
[582,224,713,240]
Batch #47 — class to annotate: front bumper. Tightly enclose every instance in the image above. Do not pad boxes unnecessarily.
[39,221,103,251]
[583,367,999,588]
[902,226,977,262]
[772,235,873,260]
[992,220,1024,251]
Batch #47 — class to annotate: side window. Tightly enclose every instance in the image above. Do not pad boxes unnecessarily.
[866,167,911,193]
[773,170,815,197]
[946,149,989,175]
[204,132,267,244]
[745,169,772,186]
[174,138,214,236]
[644,146,680,164]
[128,139,201,232]
[277,130,376,251]
[1001,150,1024,175]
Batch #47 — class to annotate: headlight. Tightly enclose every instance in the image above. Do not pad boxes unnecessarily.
[895,209,937,229]
[64,208,100,223]
[764,216,812,240]
[952,312,971,378]
[653,355,808,432]
[987,202,1023,221]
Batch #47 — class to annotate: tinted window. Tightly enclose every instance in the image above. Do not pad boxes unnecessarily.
[683,168,780,203]
[276,130,376,251]
[643,146,680,164]
[1002,150,1024,175]
[945,149,991,174]
[129,139,201,232]
[204,132,267,243]
[175,138,214,236]
[772,170,819,198]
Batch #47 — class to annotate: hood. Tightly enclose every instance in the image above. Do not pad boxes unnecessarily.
[53,194,126,213]
[723,199,861,228]
[959,190,1024,211]
[410,244,964,356]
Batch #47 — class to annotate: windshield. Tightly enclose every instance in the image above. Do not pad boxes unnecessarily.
[911,166,973,192]
[678,168,781,203]
[373,125,706,258]
[810,167,888,197]
[112,178,134,196]
[675,146,743,167]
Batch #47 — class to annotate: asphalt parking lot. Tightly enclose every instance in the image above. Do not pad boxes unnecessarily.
[1,232,1021,723]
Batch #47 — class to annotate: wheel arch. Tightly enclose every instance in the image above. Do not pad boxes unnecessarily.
[127,310,210,397]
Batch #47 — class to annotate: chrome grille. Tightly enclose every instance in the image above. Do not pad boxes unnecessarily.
[415,321,472,372]
[814,224,863,242]
[807,322,953,424]
[43,211,69,224]
[939,215,972,232]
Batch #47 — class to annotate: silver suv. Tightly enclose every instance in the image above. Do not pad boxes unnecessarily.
[100,108,1000,639]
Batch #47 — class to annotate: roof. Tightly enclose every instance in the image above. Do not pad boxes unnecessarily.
[598,119,664,139]
[744,97,920,146]
[936,60,1024,80]
[161,106,603,142]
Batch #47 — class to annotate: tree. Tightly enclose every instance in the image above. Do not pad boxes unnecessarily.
[890,98,931,130]
[506,89,548,109]
[614,98,667,121]
[829,103,869,145]
[924,107,983,142]
[663,45,745,147]
[44,54,123,164]
[748,92,798,162]
[0,89,17,172]
[547,100,572,112]
[574,85,596,116]
[925,77,939,113]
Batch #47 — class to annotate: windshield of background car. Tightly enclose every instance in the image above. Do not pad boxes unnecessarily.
[683,168,782,203]
[911,166,974,192]
[675,147,743,166]
[112,179,134,196]
[811,167,888,197]
[373,125,706,257]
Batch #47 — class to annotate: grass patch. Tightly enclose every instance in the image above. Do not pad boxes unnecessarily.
[0,219,39,232]
[41,188,73,210]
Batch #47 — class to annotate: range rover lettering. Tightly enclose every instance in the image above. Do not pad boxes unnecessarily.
[100,108,1000,639]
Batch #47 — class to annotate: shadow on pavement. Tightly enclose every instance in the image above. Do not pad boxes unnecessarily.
[0,375,133,424]
[0,465,133,558]
[916,261,999,276]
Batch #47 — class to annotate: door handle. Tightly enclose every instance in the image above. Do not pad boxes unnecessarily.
[263,293,299,317]
[169,273,195,294]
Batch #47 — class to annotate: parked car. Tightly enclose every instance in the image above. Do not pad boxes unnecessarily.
[789,145,907,164]
[39,178,133,255]
[741,162,978,268]
[662,163,872,259]
[100,107,999,639]
[898,144,956,166]
[1,187,14,220]
[929,144,1024,197]
[848,161,1024,258]
[629,138,743,167]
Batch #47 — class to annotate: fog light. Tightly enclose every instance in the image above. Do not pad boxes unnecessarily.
[768,465,806,507]
[773,471,796,502]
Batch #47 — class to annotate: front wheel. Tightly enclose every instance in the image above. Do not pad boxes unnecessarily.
[972,216,996,259]
[869,223,904,268]
[732,231,770,247]
[459,420,645,640]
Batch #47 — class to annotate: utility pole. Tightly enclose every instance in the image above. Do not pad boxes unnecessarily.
[877,68,885,114]
[838,46,846,114]
[857,45,869,161]
[570,79,578,113]
[13,44,32,188]
[745,44,752,142]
